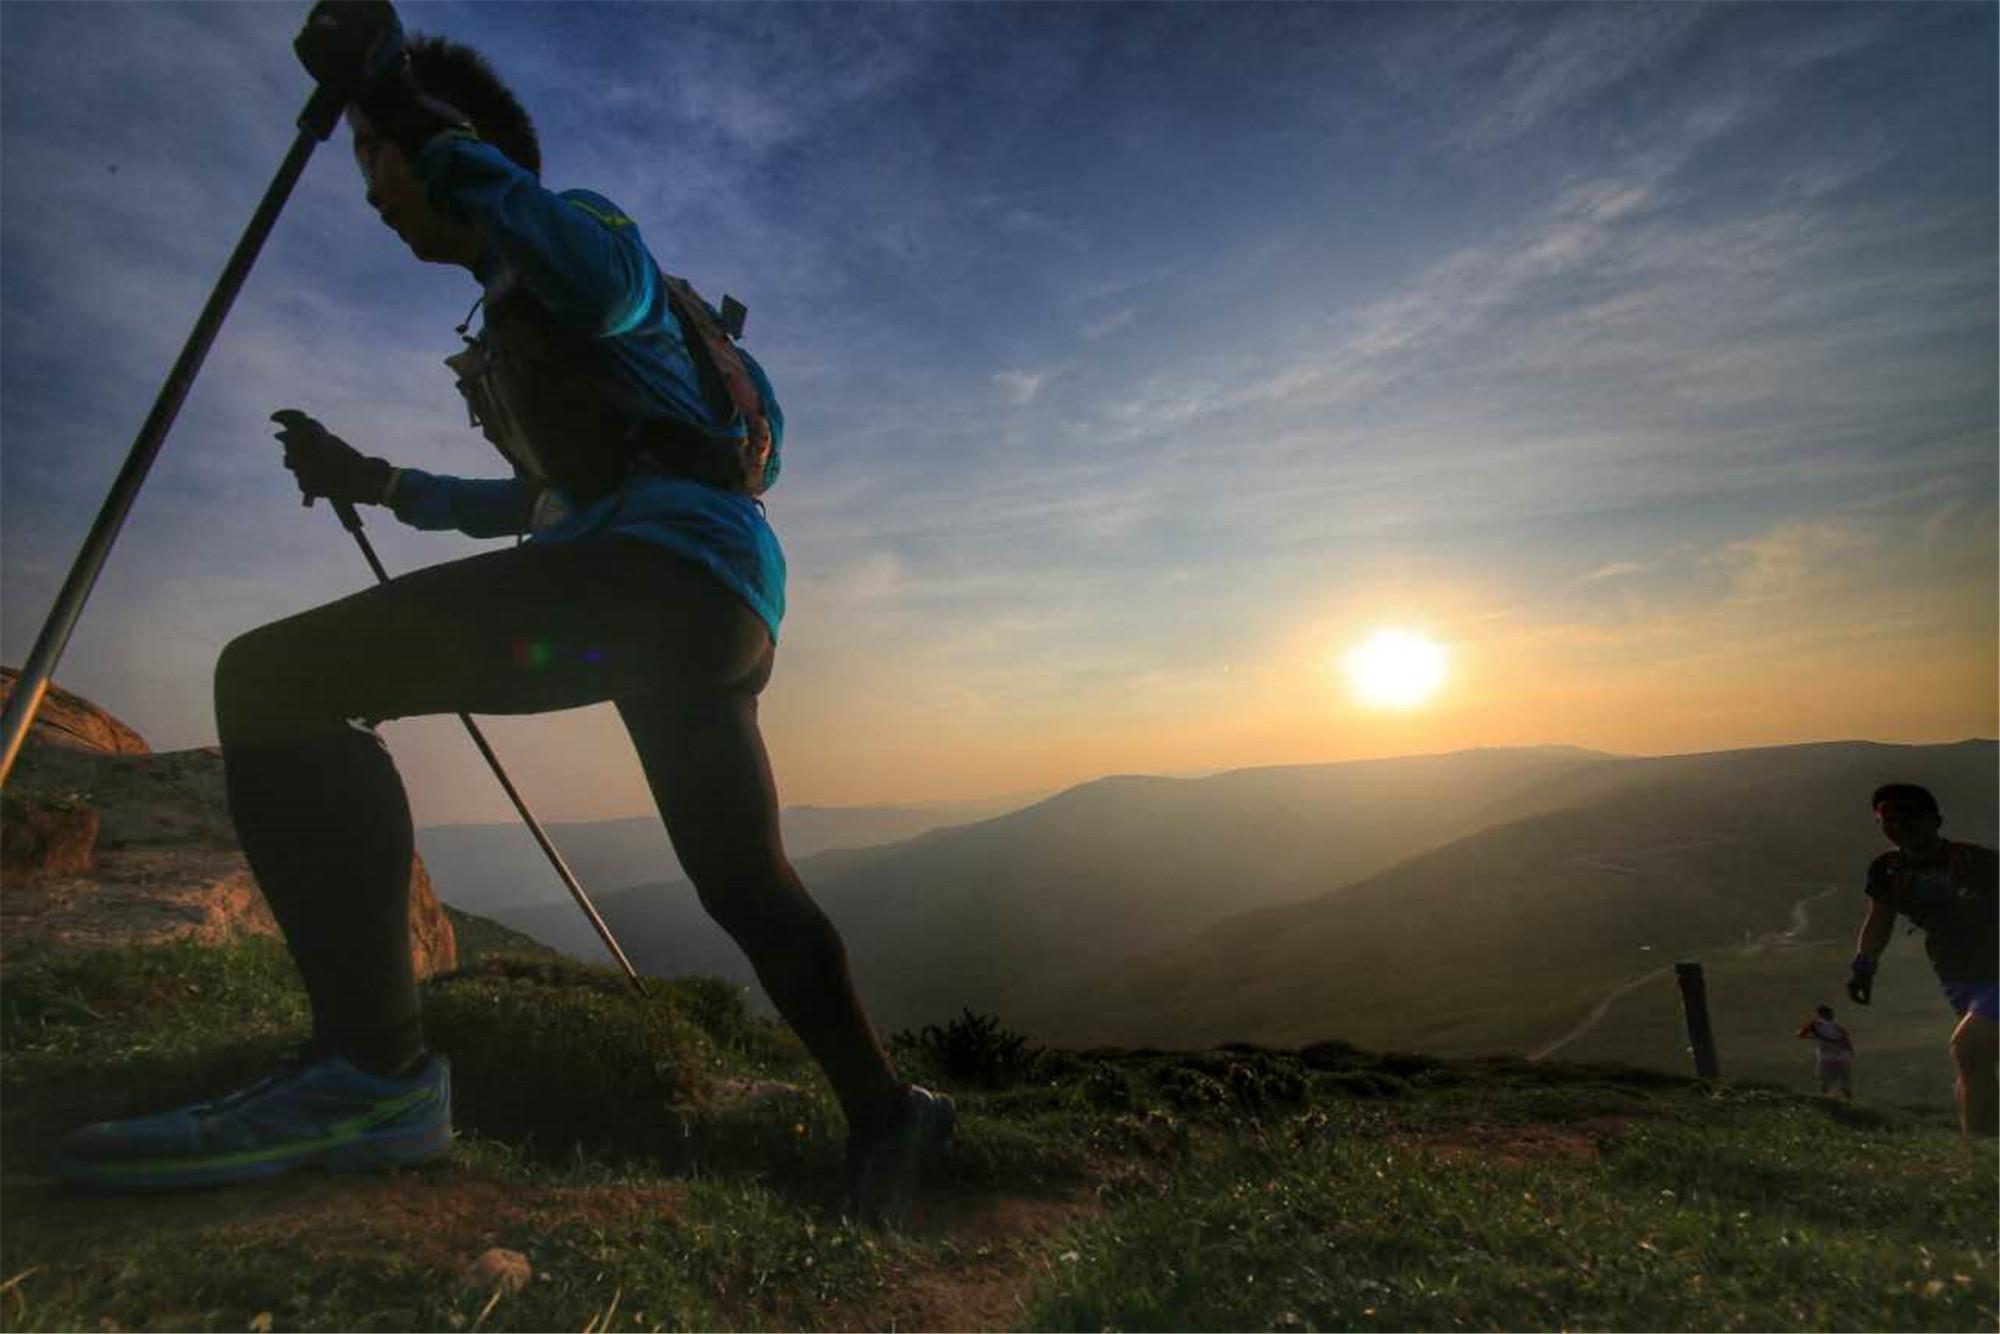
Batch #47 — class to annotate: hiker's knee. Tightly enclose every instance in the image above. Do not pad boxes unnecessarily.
[671,814,789,908]
[216,624,299,737]
[689,860,830,957]
[216,617,359,745]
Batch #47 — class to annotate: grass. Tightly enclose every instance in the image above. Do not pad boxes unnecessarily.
[0,935,1993,1332]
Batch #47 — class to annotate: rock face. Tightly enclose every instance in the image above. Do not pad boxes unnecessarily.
[0,669,455,975]
[0,667,150,756]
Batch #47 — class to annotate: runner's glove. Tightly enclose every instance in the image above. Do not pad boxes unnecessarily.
[294,1,405,99]
[294,1,475,163]
[272,410,396,507]
[1845,953,1876,1006]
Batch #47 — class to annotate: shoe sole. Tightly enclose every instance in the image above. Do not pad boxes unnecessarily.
[58,1118,454,1192]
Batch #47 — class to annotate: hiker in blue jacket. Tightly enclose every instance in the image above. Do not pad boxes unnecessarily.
[59,7,951,1217]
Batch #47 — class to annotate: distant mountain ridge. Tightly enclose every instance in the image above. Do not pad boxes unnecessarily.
[490,745,1617,1013]
[417,791,1041,919]
[470,738,1994,1106]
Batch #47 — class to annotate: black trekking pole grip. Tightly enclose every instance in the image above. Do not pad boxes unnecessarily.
[329,503,649,996]
[0,56,368,791]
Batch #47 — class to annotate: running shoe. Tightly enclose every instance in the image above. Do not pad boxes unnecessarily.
[58,1052,452,1191]
[847,1083,955,1225]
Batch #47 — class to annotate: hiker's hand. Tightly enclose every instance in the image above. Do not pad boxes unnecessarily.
[272,410,395,507]
[1845,954,1876,1006]
[294,1,404,97]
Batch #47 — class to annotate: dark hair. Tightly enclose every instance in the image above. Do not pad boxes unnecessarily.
[1816,1004,1834,1020]
[1871,782,1939,815]
[406,34,540,177]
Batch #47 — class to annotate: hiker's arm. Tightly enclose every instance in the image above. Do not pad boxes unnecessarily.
[387,468,535,538]
[1854,896,1897,964]
[413,136,651,334]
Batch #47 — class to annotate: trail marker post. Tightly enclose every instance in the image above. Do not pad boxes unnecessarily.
[1675,960,1721,1079]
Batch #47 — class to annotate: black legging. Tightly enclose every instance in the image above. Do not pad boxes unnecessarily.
[214,536,900,1136]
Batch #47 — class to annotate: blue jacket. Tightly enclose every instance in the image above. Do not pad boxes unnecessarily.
[385,134,786,640]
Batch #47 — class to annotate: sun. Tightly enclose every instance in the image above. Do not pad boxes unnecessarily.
[1342,629,1450,710]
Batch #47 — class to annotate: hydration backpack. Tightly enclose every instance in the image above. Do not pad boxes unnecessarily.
[448,270,780,507]
[660,276,777,497]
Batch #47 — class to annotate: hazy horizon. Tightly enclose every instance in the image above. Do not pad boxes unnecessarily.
[406,733,1999,830]
[5,3,1993,822]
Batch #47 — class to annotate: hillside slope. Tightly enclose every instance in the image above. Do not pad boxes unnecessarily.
[1055,740,1997,1066]
[495,747,1612,1023]
[419,793,1040,920]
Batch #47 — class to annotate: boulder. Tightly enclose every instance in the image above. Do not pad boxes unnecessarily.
[0,669,454,976]
[0,667,149,755]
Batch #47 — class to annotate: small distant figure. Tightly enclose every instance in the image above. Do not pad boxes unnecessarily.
[1844,783,1999,1138]
[1796,1004,1854,1100]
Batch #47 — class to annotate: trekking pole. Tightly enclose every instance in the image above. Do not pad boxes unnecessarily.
[0,27,375,792]
[326,498,649,996]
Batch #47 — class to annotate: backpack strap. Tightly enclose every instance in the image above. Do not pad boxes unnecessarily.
[661,274,775,495]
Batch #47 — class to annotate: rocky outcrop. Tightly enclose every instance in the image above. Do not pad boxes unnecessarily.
[0,667,149,756]
[0,670,455,975]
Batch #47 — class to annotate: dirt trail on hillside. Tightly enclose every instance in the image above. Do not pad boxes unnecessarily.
[1529,883,1841,1062]
[839,1189,1101,1332]
[1529,963,1678,1061]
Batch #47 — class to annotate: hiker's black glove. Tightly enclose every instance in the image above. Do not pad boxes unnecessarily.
[295,1,474,163]
[1845,954,1876,1007]
[294,1,405,98]
[272,410,395,507]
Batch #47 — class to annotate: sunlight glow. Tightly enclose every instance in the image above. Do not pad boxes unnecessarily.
[1343,629,1451,710]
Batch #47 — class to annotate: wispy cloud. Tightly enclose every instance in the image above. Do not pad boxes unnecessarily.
[993,369,1050,405]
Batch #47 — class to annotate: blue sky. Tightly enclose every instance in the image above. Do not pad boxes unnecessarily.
[3,2,1994,822]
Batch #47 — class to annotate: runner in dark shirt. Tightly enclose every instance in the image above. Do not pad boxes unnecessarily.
[1845,783,1998,1136]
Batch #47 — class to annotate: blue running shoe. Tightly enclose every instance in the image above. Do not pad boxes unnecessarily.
[58,1053,453,1191]
[847,1084,955,1226]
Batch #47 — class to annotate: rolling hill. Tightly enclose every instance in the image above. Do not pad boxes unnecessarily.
[491,746,1616,1014]
[416,792,1040,920]
[459,738,1993,1106]
[1046,739,1996,1100]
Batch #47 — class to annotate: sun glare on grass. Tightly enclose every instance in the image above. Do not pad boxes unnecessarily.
[1343,629,1450,710]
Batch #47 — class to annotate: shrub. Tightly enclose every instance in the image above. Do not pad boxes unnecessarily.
[1160,1065,1231,1113]
[1081,1061,1134,1110]
[895,1009,1043,1089]
[1313,1069,1411,1100]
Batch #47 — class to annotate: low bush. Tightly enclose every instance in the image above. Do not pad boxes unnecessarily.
[894,1009,1043,1089]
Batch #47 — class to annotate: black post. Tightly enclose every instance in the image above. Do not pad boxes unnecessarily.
[1675,960,1721,1079]
[0,84,352,791]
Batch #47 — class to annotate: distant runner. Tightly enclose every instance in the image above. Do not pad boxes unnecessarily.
[1844,783,1998,1137]
[1795,1004,1853,1100]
